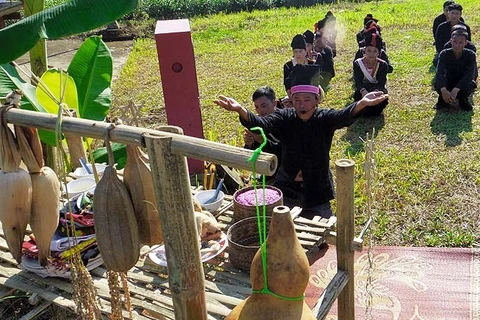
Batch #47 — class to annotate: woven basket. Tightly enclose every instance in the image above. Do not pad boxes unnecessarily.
[232,186,283,223]
[227,216,271,272]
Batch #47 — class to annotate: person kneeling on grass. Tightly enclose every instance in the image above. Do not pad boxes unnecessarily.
[243,86,282,182]
[214,64,388,219]
[353,32,390,117]
[434,28,477,111]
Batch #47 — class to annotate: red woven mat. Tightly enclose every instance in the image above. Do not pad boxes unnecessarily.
[305,245,480,319]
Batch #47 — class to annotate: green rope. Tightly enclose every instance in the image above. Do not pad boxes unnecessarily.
[247,127,305,302]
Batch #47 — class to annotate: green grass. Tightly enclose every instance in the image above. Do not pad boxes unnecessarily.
[112,0,480,248]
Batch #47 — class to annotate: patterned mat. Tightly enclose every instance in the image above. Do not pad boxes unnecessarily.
[305,246,480,320]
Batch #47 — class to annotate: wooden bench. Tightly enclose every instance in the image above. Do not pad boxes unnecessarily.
[0,1,23,29]
[0,194,336,319]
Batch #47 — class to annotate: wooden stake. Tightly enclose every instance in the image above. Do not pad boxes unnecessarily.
[335,159,355,320]
[145,131,207,320]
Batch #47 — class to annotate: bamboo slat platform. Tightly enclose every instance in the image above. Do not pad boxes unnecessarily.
[0,194,336,319]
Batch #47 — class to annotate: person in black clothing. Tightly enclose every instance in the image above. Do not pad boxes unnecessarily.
[303,30,316,62]
[243,86,282,171]
[432,1,465,41]
[283,34,315,97]
[214,64,388,219]
[314,31,335,90]
[353,33,390,116]
[434,3,471,56]
[354,25,393,74]
[434,29,477,111]
[315,11,337,57]
[356,17,383,48]
[443,24,476,52]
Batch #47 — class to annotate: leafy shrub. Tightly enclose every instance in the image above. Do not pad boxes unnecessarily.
[135,0,340,20]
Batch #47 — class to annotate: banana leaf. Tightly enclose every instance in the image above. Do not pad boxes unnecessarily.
[93,142,127,169]
[0,64,59,145]
[0,0,138,64]
[0,64,37,110]
[35,69,79,114]
[68,36,112,121]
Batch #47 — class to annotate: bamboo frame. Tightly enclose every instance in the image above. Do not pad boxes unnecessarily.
[2,107,278,320]
[3,107,359,319]
[4,108,277,175]
[312,159,356,320]
[145,132,207,319]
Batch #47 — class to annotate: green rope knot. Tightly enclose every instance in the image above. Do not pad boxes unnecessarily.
[246,127,305,302]
[251,288,305,301]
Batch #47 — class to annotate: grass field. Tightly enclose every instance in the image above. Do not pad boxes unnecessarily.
[112,0,480,248]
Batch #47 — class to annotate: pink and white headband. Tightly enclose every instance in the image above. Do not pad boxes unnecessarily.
[290,84,320,95]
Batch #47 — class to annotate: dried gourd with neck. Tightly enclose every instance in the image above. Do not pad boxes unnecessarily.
[226,206,315,320]
[94,128,140,272]
[0,103,32,264]
[123,145,163,246]
[14,107,60,267]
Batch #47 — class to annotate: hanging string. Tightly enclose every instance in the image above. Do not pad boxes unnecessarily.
[247,127,304,302]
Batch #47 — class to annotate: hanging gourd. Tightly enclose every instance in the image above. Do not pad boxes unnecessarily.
[226,127,315,319]
[225,206,315,320]
[123,145,163,246]
[94,125,140,272]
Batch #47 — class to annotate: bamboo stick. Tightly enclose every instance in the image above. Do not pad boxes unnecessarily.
[4,108,276,175]
[335,159,355,320]
[313,270,349,319]
[145,132,207,320]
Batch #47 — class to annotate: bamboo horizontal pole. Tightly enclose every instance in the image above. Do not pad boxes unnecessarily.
[4,108,277,175]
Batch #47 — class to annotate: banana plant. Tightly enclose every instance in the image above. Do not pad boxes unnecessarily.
[0,0,136,167]
[1,36,113,146]
[0,0,138,64]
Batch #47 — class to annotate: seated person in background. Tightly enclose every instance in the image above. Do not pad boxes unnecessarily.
[443,24,476,52]
[283,34,316,98]
[315,11,337,57]
[356,15,382,47]
[354,25,393,73]
[432,1,464,42]
[243,86,283,182]
[434,3,471,62]
[434,29,477,111]
[314,31,335,90]
[303,30,316,61]
[353,33,390,116]
[214,64,388,219]
[443,24,477,81]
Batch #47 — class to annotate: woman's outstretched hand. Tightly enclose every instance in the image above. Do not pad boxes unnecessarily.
[362,91,389,105]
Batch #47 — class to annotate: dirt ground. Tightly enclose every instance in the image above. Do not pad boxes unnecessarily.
[15,37,133,82]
